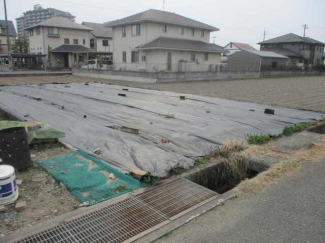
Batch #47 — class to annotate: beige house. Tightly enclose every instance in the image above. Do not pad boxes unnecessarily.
[0,20,17,55]
[82,22,113,54]
[105,9,224,72]
[222,42,256,64]
[26,17,94,68]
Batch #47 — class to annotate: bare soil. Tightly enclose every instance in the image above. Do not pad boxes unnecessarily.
[0,143,79,237]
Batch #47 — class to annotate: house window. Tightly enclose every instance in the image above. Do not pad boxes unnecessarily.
[102,40,109,46]
[36,27,40,35]
[122,26,126,37]
[90,39,95,48]
[191,28,195,36]
[191,54,196,62]
[0,26,2,34]
[83,39,86,45]
[230,43,233,48]
[162,24,167,33]
[0,39,1,44]
[141,55,146,62]
[271,61,278,68]
[132,24,141,36]
[204,53,209,61]
[122,51,127,63]
[29,29,34,37]
[131,51,139,62]
[201,30,204,37]
[180,27,185,35]
[48,27,59,35]
[64,38,70,44]
[73,39,79,44]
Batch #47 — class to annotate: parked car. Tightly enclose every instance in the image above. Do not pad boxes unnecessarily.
[82,59,112,70]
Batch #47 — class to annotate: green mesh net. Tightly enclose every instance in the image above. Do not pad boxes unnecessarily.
[38,150,143,204]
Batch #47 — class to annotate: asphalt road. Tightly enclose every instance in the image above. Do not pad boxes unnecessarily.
[156,161,325,243]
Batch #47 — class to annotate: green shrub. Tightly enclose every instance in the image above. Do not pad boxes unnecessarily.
[283,123,308,136]
[247,134,271,145]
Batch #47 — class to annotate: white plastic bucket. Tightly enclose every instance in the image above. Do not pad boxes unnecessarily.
[0,165,19,205]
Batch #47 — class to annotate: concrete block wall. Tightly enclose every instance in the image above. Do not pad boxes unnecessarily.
[72,67,323,83]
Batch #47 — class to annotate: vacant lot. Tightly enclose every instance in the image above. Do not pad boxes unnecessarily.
[1,75,324,112]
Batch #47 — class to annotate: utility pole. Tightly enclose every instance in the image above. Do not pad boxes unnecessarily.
[3,0,12,70]
[263,29,267,41]
[163,0,166,10]
[302,24,308,37]
[212,37,216,44]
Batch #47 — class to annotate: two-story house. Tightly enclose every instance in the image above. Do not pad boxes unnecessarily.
[258,33,325,66]
[105,9,224,72]
[222,42,256,64]
[82,22,113,56]
[26,17,94,68]
[0,20,17,55]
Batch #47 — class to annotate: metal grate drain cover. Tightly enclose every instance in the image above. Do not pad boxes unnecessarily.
[13,179,218,243]
[136,178,217,218]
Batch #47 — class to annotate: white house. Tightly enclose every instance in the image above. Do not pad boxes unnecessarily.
[82,22,113,55]
[222,42,256,64]
[26,17,94,68]
[105,9,224,72]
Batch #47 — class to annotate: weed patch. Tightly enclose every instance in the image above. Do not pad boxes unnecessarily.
[282,123,308,136]
[247,134,271,145]
[141,172,160,186]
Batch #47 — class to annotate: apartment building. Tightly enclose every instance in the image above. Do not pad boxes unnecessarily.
[16,4,75,39]
[26,17,93,68]
[0,20,17,55]
[259,33,325,66]
[105,9,224,72]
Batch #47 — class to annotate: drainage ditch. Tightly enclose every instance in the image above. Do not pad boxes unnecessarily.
[185,157,266,194]
[308,123,325,134]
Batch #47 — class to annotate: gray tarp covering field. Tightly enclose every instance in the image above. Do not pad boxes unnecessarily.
[0,83,323,176]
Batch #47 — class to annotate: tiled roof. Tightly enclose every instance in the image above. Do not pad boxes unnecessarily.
[25,17,92,31]
[231,42,256,51]
[0,20,17,36]
[82,22,113,38]
[138,37,225,52]
[259,33,325,45]
[51,44,94,53]
[265,48,302,57]
[105,9,219,31]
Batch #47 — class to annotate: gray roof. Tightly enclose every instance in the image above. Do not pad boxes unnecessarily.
[265,48,302,57]
[51,44,94,53]
[0,20,17,36]
[105,9,219,31]
[138,37,225,53]
[82,22,113,38]
[242,50,289,58]
[259,33,325,45]
[25,17,92,31]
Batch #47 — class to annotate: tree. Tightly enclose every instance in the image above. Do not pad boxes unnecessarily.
[12,38,29,53]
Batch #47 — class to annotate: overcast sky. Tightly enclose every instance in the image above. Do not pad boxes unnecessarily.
[1,0,324,48]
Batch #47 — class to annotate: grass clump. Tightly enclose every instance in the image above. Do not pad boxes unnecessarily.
[141,172,160,186]
[282,123,309,136]
[247,134,271,145]
[169,166,187,176]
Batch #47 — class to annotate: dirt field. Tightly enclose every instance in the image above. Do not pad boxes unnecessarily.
[1,75,324,112]
[0,144,79,237]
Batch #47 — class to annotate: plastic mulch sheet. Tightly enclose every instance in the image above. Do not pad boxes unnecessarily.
[38,150,143,204]
[0,83,323,176]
